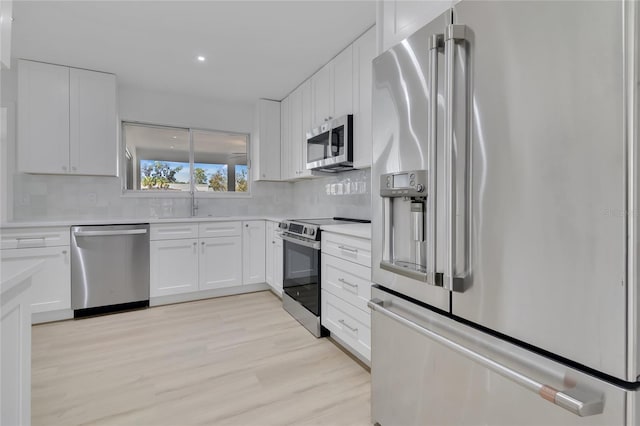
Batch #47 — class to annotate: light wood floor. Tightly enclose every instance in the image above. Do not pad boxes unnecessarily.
[32,291,371,426]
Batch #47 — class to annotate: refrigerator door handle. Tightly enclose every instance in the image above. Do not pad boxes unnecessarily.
[427,34,444,287]
[368,298,605,417]
[444,24,467,292]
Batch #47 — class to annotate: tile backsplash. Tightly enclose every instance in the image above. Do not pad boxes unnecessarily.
[292,169,371,221]
[11,169,371,222]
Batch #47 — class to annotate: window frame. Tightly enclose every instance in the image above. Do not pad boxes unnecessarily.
[120,120,252,198]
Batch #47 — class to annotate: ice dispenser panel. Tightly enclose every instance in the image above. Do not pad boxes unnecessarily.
[380,170,441,286]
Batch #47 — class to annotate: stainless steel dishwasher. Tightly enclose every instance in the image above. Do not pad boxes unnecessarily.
[71,224,149,316]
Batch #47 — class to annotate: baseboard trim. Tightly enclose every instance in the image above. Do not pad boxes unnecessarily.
[32,309,74,325]
[150,283,270,306]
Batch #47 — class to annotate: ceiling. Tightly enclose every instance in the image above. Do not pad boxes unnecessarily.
[11,0,376,105]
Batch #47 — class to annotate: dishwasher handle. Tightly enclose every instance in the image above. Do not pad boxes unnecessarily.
[367,299,605,417]
[74,229,148,237]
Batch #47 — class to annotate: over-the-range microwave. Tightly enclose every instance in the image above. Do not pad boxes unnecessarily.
[306,114,353,173]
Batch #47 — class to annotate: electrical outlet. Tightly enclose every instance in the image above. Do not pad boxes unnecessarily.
[87,193,97,205]
[21,194,31,206]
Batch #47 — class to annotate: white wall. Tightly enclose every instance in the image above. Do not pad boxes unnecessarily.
[1,66,371,222]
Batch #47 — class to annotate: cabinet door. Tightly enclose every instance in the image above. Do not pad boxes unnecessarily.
[69,68,117,176]
[199,236,242,290]
[332,45,353,119]
[380,1,453,52]
[322,289,371,361]
[298,80,314,178]
[353,27,376,169]
[280,96,294,180]
[265,222,274,285]
[242,221,265,285]
[150,239,198,297]
[273,236,283,295]
[311,63,332,127]
[1,0,12,69]
[17,60,70,174]
[1,246,71,314]
[253,99,281,181]
[289,86,304,178]
[198,221,241,238]
[1,273,31,426]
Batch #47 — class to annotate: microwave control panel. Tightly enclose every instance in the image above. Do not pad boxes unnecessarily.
[380,170,428,197]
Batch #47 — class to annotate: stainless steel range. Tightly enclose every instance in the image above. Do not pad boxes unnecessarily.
[279,217,369,337]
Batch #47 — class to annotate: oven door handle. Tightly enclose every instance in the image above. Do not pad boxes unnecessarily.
[281,234,321,250]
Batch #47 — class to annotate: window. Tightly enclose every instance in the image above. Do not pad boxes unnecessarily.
[123,122,249,195]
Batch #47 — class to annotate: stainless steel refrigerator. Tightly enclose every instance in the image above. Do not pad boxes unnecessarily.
[370,1,639,424]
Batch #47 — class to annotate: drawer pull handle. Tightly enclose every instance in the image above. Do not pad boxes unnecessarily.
[338,319,358,332]
[338,245,358,253]
[338,277,358,289]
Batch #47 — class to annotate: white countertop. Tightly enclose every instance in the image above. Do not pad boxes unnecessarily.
[1,259,44,295]
[321,223,371,239]
[1,216,286,229]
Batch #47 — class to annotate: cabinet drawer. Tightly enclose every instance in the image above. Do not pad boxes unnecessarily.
[150,223,198,241]
[198,221,242,238]
[1,246,71,313]
[1,227,70,249]
[321,232,371,267]
[322,254,371,312]
[322,289,371,362]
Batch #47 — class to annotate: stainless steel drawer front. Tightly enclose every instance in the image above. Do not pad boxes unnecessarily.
[370,286,626,426]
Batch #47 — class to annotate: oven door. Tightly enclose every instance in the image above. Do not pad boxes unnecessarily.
[282,234,321,316]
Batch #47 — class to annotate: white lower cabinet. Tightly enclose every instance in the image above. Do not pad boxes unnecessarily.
[321,230,372,363]
[0,226,71,323]
[242,221,265,285]
[1,269,33,426]
[150,221,264,304]
[150,238,199,297]
[273,236,283,295]
[1,247,71,314]
[199,236,242,290]
[321,254,371,312]
[322,289,371,361]
[265,221,283,296]
[265,222,275,285]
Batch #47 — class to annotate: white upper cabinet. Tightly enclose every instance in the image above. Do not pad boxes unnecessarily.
[332,45,353,119]
[287,86,302,180]
[311,45,354,129]
[18,60,70,174]
[280,26,374,178]
[379,1,453,53]
[69,68,117,176]
[17,59,118,176]
[280,96,292,180]
[1,0,13,69]
[284,81,314,180]
[311,63,332,127]
[299,80,314,178]
[252,99,281,181]
[352,26,376,169]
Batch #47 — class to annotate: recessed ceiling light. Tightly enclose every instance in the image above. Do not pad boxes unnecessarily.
[197,56,206,62]
[172,136,177,139]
